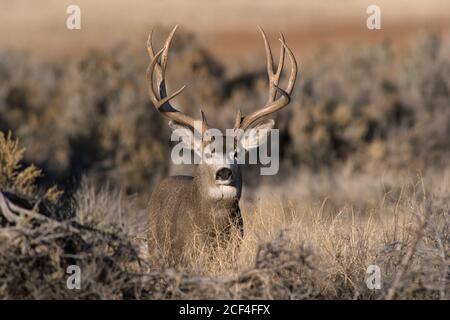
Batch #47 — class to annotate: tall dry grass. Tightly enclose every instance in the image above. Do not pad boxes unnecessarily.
[0,131,448,299]
[145,168,448,299]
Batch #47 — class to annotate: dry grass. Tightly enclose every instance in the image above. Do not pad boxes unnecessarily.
[0,153,448,299]
[154,168,448,299]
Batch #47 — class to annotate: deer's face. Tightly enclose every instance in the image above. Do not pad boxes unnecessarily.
[169,120,275,202]
[200,135,241,201]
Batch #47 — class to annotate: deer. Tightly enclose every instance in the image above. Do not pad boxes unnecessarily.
[146,26,297,265]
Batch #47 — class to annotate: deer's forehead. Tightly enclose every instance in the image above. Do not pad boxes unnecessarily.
[203,134,235,151]
[203,151,236,166]
[203,133,233,144]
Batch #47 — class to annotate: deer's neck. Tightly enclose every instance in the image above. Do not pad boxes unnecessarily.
[192,176,240,220]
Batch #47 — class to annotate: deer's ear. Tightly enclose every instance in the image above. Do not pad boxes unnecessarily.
[169,121,202,155]
[240,119,275,151]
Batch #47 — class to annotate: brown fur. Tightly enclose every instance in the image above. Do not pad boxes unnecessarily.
[148,165,243,265]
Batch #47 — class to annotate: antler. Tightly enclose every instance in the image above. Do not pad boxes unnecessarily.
[146,26,208,132]
[234,26,298,132]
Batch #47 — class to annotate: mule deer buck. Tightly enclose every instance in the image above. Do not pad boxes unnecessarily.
[147,26,297,265]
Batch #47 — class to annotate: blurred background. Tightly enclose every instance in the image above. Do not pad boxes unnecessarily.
[0,0,449,198]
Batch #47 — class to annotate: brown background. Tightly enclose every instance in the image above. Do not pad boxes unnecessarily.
[1,0,449,63]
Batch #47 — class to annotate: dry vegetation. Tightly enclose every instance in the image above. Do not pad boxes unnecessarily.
[0,27,449,299]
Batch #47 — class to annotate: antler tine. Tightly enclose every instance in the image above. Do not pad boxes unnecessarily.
[236,28,297,131]
[146,31,155,58]
[147,49,187,114]
[146,26,202,130]
[274,32,286,83]
[258,26,274,76]
[269,32,286,103]
[160,25,178,76]
[200,110,209,133]
[146,47,165,105]
[234,109,242,130]
[280,38,298,95]
[258,27,286,104]
[239,86,290,130]
[147,30,163,93]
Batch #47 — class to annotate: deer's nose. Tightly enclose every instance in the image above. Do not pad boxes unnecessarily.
[216,168,232,181]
